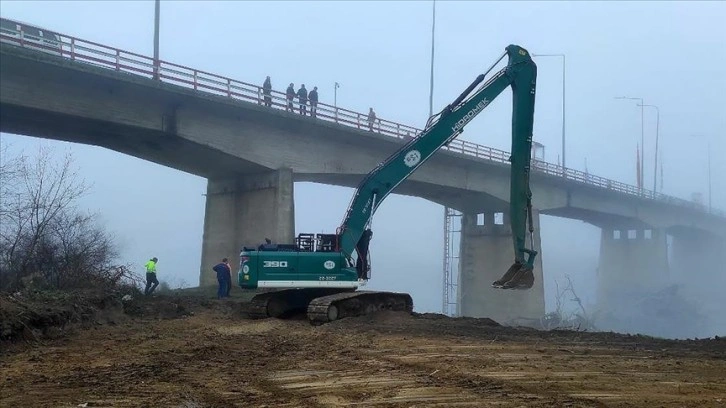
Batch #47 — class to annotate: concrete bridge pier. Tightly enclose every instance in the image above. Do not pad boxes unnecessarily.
[670,229,725,284]
[199,168,295,286]
[596,227,669,307]
[457,211,545,325]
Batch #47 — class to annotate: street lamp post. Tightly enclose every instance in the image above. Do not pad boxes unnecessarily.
[153,0,160,80]
[334,81,340,121]
[638,103,660,193]
[688,136,713,213]
[708,140,712,213]
[429,0,436,117]
[615,96,645,190]
[532,53,566,169]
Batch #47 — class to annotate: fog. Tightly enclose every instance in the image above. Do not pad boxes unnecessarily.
[1,1,724,339]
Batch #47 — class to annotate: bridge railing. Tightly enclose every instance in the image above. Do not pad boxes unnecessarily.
[0,26,721,217]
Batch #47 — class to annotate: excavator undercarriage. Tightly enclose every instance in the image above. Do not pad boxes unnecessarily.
[249,289,413,325]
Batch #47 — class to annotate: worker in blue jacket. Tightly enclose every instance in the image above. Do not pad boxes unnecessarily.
[213,258,232,299]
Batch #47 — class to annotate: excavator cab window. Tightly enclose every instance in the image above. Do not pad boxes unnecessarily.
[317,234,338,252]
[293,233,338,252]
[295,233,315,252]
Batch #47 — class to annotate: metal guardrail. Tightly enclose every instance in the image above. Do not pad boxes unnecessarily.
[0,26,721,217]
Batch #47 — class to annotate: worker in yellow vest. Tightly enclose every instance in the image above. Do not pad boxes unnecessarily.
[144,257,159,296]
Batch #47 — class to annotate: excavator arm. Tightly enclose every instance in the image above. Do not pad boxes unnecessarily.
[337,44,538,290]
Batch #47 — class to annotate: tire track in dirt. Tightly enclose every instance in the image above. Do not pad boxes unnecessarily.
[242,320,587,407]
[1,314,310,407]
[362,340,608,408]
[363,336,725,408]
[258,328,488,407]
[351,338,603,406]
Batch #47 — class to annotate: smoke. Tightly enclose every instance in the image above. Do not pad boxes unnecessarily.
[541,218,725,340]
[593,233,726,340]
[593,285,711,339]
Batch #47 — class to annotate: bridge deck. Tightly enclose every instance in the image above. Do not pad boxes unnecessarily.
[0,23,721,220]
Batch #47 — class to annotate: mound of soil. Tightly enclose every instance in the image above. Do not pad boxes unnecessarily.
[0,290,122,342]
[0,289,249,344]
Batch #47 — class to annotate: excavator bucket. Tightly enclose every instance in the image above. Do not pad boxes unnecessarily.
[491,261,534,290]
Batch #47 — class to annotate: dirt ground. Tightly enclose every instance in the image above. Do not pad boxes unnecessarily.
[1,290,725,408]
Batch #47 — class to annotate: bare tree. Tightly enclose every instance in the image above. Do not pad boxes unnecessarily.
[0,143,22,223]
[0,143,138,291]
[541,275,597,331]
[0,144,89,288]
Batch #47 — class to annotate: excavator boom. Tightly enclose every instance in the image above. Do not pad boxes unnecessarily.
[241,44,539,325]
[338,44,538,289]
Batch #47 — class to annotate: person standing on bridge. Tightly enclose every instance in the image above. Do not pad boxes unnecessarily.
[367,108,377,131]
[308,86,319,118]
[144,257,159,296]
[262,76,272,107]
[213,258,232,299]
[286,83,295,112]
[297,84,308,115]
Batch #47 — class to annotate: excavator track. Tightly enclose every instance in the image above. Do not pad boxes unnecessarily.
[248,288,353,319]
[307,290,414,325]
[248,291,282,319]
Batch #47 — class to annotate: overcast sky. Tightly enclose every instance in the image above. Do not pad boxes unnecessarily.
[1,1,724,334]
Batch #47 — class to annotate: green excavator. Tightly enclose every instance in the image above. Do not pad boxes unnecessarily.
[239,44,538,324]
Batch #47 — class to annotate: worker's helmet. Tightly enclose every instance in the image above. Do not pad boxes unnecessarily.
[152,257,158,262]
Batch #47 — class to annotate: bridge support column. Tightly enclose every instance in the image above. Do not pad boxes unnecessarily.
[457,211,545,325]
[199,168,295,286]
[596,227,668,307]
[670,230,724,284]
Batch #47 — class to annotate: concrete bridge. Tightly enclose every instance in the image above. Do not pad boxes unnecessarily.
[1,26,724,323]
